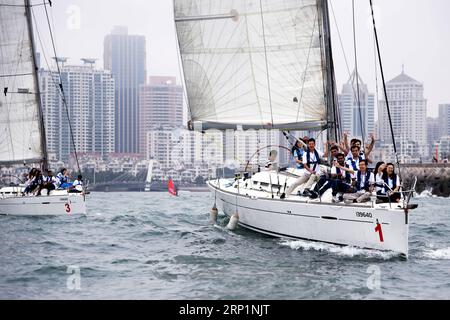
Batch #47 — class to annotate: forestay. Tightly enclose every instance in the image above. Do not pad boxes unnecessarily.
[0,0,45,164]
[174,0,328,131]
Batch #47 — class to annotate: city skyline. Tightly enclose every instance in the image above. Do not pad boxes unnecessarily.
[30,0,450,118]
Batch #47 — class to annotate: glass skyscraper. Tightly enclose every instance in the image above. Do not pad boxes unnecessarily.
[104,26,146,154]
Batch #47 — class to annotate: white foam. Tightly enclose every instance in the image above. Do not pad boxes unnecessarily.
[423,247,450,260]
[416,189,433,198]
[279,239,399,260]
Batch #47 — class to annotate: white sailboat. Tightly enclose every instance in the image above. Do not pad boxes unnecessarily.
[144,160,154,191]
[0,0,86,216]
[174,0,417,257]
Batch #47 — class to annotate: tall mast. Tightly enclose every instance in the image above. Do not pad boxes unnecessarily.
[321,0,339,150]
[25,0,48,170]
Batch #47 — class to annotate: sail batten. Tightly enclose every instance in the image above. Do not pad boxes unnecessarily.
[0,0,45,164]
[175,0,328,130]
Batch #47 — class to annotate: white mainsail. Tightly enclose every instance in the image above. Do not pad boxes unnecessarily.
[175,0,328,130]
[0,0,45,164]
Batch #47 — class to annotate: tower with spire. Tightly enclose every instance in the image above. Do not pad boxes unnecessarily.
[338,70,375,142]
[378,67,427,158]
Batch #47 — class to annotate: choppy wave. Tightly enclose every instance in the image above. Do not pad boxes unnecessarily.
[416,189,434,198]
[279,239,400,260]
[415,189,448,199]
[422,247,450,260]
[1,193,450,299]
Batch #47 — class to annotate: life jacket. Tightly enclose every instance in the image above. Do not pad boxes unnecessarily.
[383,173,398,193]
[306,149,321,171]
[57,172,68,184]
[33,175,43,186]
[348,156,363,171]
[293,147,304,169]
[356,170,372,191]
[335,166,351,183]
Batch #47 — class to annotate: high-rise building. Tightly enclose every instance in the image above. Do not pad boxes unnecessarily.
[378,69,427,155]
[145,128,223,169]
[234,130,280,168]
[434,136,450,162]
[439,104,450,137]
[339,71,375,142]
[40,60,115,161]
[427,117,441,155]
[139,76,183,155]
[104,26,146,154]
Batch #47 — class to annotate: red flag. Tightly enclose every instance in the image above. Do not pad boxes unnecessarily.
[168,179,178,196]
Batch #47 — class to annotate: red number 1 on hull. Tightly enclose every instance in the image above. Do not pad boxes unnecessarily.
[375,220,384,242]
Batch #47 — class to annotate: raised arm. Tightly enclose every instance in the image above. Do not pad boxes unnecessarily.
[342,132,350,154]
[365,133,376,157]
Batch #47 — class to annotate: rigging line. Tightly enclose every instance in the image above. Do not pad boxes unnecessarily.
[244,13,265,125]
[352,0,366,150]
[373,36,380,133]
[0,72,34,78]
[295,11,317,123]
[5,19,29,163]
[369,0,402,181]
[258,0,274,127]
[31,7,69,159]
[0,2,50,7]
[329,0,358,104]
[42,0,81,174]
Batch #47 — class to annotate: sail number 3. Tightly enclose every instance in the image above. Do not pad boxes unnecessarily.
[65,203,71,214]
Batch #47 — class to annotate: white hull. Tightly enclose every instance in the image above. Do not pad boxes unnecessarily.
[0,188,86,216]
[208,176,410,258]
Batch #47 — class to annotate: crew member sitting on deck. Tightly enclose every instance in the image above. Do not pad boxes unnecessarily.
[38,170,57,195]
[309,152,354,200]
[343,160,375,203]
[329,153,355,202]
[56,168,72,189]
[291,139,305,170]
[23,168,38,195]
[280,138,323,199]
[70,175,84,192]
[376,163,401,203]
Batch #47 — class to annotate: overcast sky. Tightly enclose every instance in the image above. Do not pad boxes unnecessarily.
[33,0,450,117]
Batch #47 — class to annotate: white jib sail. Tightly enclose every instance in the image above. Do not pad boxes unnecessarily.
[0,0,44,164]
[175,0,327,130]
[146,160,154,183]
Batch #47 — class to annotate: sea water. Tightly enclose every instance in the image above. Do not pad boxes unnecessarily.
[0,191,449,299]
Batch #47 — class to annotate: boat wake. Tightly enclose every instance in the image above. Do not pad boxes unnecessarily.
[422,247,450,260]
[279,239,400,260]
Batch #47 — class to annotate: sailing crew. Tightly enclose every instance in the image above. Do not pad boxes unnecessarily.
[23,168,38,194]
[56,168,72,189]
[308,152,354,200]
[342,133,376,163]
[281,138,324,199]
[343,160,375,203]
[323,144,340,162]
[374,161,387,195]
[376,163,401,203]
[30,170,44,195]
[329,153,355,202]
[70,175,84,192]
[38,170,57,195]
[346,145,363,171]
[291,139,306,170]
